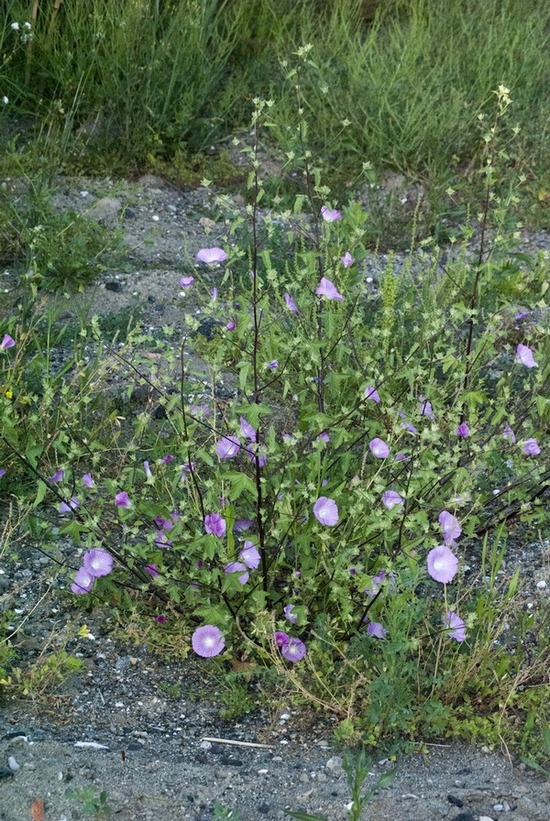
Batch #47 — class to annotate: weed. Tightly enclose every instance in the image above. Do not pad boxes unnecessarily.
[66,787,112,820]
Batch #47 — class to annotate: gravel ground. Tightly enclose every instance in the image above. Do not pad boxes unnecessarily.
[1,172,549,820]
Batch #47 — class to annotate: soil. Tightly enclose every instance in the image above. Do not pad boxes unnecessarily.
[1,172,549,820]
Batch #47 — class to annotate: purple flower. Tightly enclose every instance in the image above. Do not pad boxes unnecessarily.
[115,491,132,509]
[516,343,538,368]
[240,542,260,569]
[240,416,257,442]
[0,469,6,479]
[394,452,408,461]
[192,625,225,658]
[225,321,237,331]
[365,570,388,597]
[503,423,516,444]
[246,445,267,468]
[215,435,241,460]
[340,251,355,267]
[154,514,176,531]
[313,496,339,526]
[266,359,278,369]
[49,469,64,483]
[71,567,94,595]
[224,561,249,585]
[196,247,228,264]
[381,490,404,510]
[143,460,153,479]
[1,334,15,350]
[523,437,540,456]
[316,431,330,443]
[442,611,466,642]
[419,396,435,420]
[233,518,253,532]
[179,276,194,287]
[366,621,387,639]
[427,545,458,584]
[455,422,470,439]
[364,385,381,403]
[81,473,94,488]
[321,205,342,223]
[83,549,113,578]
[145,564,159,577]
[438,510,461,544]
[369,438,390,458]
[204,512,226,537]
[283,604,297,624]
[284,292,300,313]
[210,287,218,301]
[274,631,290,648]
[154,531,173,549]
[161,454,175,463]
[58,497,79,514]
[155,615,167,623]
[281,637,307,662]
[315,277,344,301]
[400,412,418,434]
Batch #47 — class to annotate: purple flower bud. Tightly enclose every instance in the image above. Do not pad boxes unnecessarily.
[340,251,355,267]
[49,469,64,483]
[1,334,15,350]
[284,292,300,313]
[58,497,79,514]
[283,604,298,624]
[81,472,94,488]
[364,385,381,403]
[455,422,470,439]
[320,205,342,222]
[503,423,516,443]
[179,276,194,287]
[145,564,159,577]
[115,491,132,509]
[523,437,540,456]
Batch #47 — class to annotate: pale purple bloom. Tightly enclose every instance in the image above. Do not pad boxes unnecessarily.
[81,472,94,488]
[58,497,79,514]
[523,437,540,456]
[340,251,355,267]
[115,491,132,509]
[204,512,226,538]
[315,276,344,301]
[71,567,94,595]
[215,435,241,460]
[240,542,260,569]
[0,469,6,479]
[155,615,167,623]
[192,625,225,658]
[442,611,466,642]
[369,438,390,458]
[246,446,267,468]
[161,454,175,463]
[210,287,218,301]
[516,343,538,368]
[427,545,458,584]
[399,412,418,434]
[366,621,387,639]
[515,310,528,321]
[225,321,237,331]
[224,561,249,585]
[365,570,387,597]
[284,292,300,313]
[321,205,342,223]
[455,422,470,439]
[316,431,330,443]
[179,275,194,287]
[394,452,408,462]
[382,490,404,510]
[274,631,289,648]
[154,531,173,548]
[49,469,64,483]
[145,564,159,577]
[438,510,461,544]
[281,637,307,662]
[313,496,339,526]
[154,514,176,531]
[364,386,381,403]
[196,247,228,264]
[233,518,253,532]
[1,334,15,350]
[419,396,435,420]
[266,360,278,369]
[240,417,257,442]
[503,423,516,444]
[284,604,297,624]
[143,460,153,479]
[83,549,113,578]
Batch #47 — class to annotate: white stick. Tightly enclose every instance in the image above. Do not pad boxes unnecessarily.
[201,736,273,749]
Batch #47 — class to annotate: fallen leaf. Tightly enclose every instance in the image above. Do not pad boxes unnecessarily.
[31,798,45,821]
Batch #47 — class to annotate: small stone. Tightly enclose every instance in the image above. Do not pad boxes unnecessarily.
[536,580,547,589]
[280,713,290,721]
[493,803,505,812]
[7,756,20,772]
[317,773,327,783]
[326,756,343,772]
[0,768,14,779]
[299,772,309,783]
[105,280,123,293]
[479,817,495,821]
[152,215,160,222]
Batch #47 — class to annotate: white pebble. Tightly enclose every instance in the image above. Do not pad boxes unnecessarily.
[8,756,20,771]
[536,580,547,589]
[493,803,505,812]
[280,712,290,721]
[199,740,212,750]
[257,768,268,774]
[152,215,160,222]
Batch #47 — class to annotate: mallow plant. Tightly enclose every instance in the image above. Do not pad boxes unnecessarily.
[1,77,548,752]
